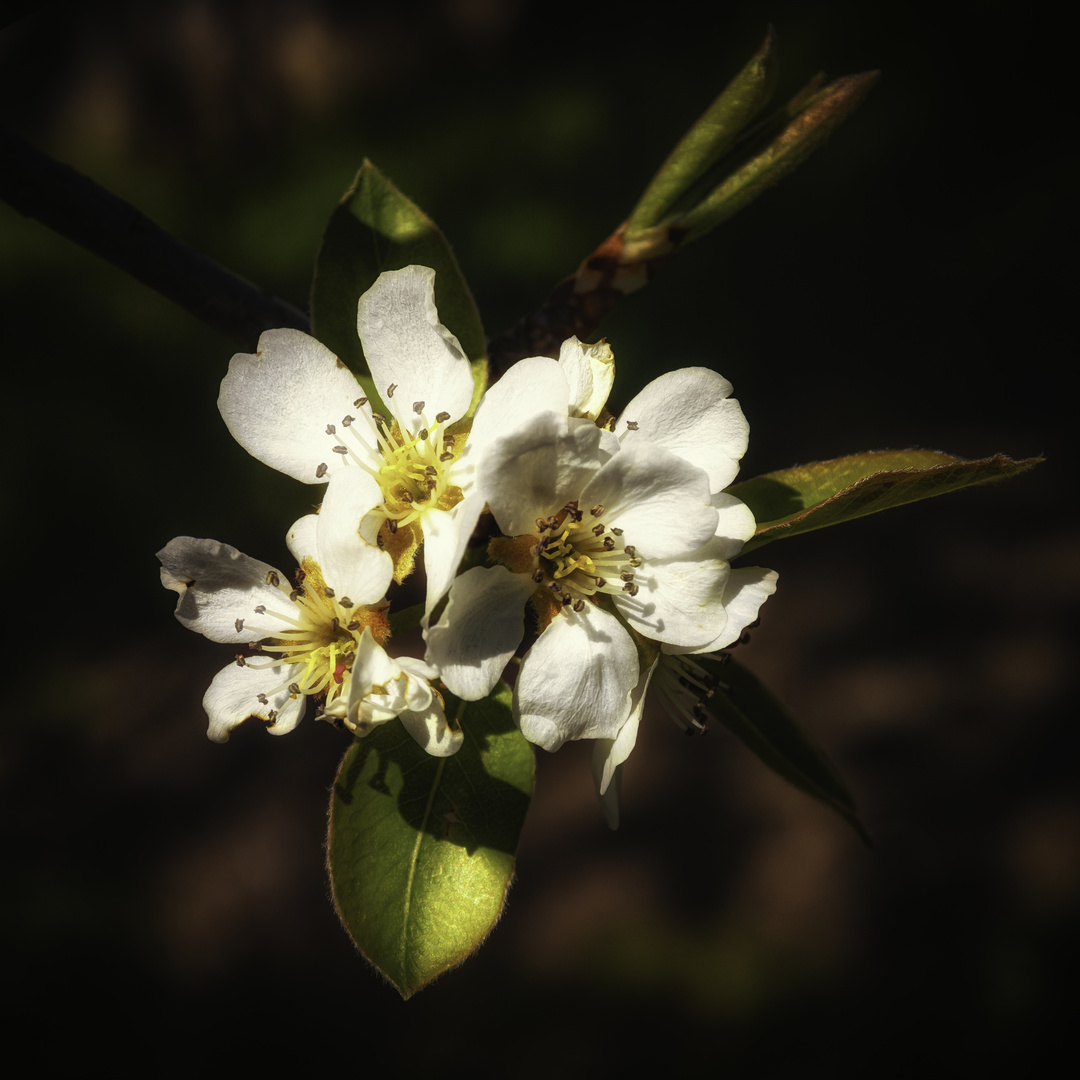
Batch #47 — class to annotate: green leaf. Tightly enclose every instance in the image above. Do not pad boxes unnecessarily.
[327,683,533,999]
[697,655,870,844]
[625,28,778,236]
[730,450,1042,554]
[310,159,487,414]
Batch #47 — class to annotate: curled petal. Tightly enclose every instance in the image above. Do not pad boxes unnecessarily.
[514,605,639,752]
[157,537,292,644]
[203,659,307,743]
[218,328,368,484]
[398,703,464,758]
[617,367,749,492]
[558,336,615,421]
[713,492,758,559]
[357,266,474,434]
[664,567,779,656]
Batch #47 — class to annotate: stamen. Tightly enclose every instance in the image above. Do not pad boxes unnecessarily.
[435,411,450,423]
[354,397,367,407]
[386,383,397,398]
[413,401,425,414]
[625,420,639,430]
[326,423,336,435]
[316,463,328,478]
[266,571,280,587]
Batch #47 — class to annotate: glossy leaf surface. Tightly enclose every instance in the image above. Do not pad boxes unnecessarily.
[731,450,1041,554]
[327,683,533,998]
[311,160,486,413]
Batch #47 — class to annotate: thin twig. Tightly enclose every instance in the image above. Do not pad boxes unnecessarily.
[0,126,310,349]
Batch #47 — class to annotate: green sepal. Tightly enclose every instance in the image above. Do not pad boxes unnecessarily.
[731,450,1042,554]
[677,71,878,241]
[310,159,488,415]
[326,682,534,999]
[698,655,870,844]
[625,28,778,236]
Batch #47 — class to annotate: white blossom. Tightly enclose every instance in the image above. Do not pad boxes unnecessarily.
[157,471,458,754]
[217,265,485,620]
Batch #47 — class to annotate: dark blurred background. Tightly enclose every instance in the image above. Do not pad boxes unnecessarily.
[2,0,1073,1073]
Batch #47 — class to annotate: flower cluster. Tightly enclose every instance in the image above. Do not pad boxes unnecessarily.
[159,265,776,817]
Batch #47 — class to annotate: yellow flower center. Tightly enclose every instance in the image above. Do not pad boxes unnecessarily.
[488,502,645,616]
[321,398,464,532]
[239,558,389,720]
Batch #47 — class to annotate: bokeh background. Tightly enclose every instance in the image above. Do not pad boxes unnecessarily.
[2,0,1073,1072]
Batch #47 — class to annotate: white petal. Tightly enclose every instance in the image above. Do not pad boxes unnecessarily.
[357,266,475,434]
[618,367,749,492]
[616,538,732,648]
[590,657,658,828]
[218,328,368,484]
[315,468,393,605]
[286,514,318,567]
[398,704,464,758]
[425,565,536,700]
[203,659,306,743]
[420,492,487,625]
[481,412,607,537]
[713,492,757,559]
[558,336,614,420]
[663,567,779,655]
[157,537,292,644]
[581,440,717,559]
[465,355,571,465]
[513,605,639,751]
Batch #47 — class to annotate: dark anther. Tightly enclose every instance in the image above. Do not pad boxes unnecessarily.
[354,397,368,407]
[590,504,604,517]
[436,411,451,423]
[603,537,616,550]
[425,465,438,476]
[532,568,545,583]
[235,618,244,632]
[347,620,360,631]
[290,588,301,600]
[257,693,268,704]
[418,428,429,441]
[611,527,623,536]
[266,571,280,587]
[316,463,328,478]
[413,400,425,414]
[573,599,585,612]
[254,605,266,614]
[332,445,348,455]
[342,415,354,427]
[288,682,301,695]
[440,452,454,461]
[592,524,605,536]
[625,420,639,430]
[386,383,397,398]
[234,654,246,666]
[388,520,398,534]
[340,597,353,608]
[324,586,336,597]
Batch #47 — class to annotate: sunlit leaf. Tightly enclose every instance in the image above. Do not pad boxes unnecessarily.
[311,159,487,414]
[697,655,870,844]
[731,450,1042,554]
[327,682,533,999]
